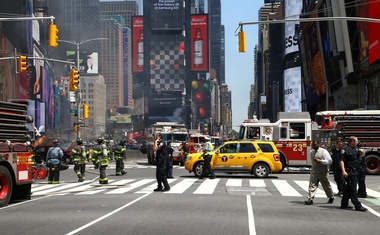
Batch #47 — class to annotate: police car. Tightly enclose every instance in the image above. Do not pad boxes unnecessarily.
[184,140,282,178]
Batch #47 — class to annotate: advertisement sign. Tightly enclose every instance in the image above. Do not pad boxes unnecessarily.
[191,14,209,72]
[369,0,380,64]
[66,51,99,74]
[284,0,302,55]
[284,67,302,112]
[191,80,211,119]
[150,0,183,31]
[147,91,183,124]
[132,16,144,73]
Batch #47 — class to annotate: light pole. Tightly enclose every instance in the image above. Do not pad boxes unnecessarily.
[58,38,108,138]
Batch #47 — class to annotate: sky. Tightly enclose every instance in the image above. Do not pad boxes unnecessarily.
[221,0,262,131]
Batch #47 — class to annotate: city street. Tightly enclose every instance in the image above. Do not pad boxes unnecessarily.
[1,159,379,235]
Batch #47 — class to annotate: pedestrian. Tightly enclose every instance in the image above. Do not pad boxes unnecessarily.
[340,136,367,211]
[71,138,90,182]
[46,139,64,184]
[305,140,335,205]
[356,141,367,198]
[330,140,345,196]
[114,139,127,176]
[92,137,110,184]
[199,136,216,179]
[153,133,170,192]
[178,141,189,165]
[166,140,174,178]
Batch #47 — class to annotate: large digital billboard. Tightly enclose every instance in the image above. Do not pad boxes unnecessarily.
[191,80,211,119]
[369,0,380,64]
[132,16,144,73]
[191,14,209,72]
[150,0,183,31]
[66,51,99,74]
[147,91,183,125]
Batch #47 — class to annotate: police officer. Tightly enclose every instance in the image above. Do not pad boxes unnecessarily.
[153,133,170,192]
[46,139,64,184]
[357,141,367,198]
[92,137,110,184]
[199,136,216,179]
[71,138,90,182]
[114,139,127,176]
[166,140,174,178]
[330,140,345,196]
[340,136,367,211]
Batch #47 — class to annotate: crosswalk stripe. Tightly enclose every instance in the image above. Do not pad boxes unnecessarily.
[193,179,220,194]
[249,179,266,187]
[32,182,88,196]
[273,180,302,197]
[31,183,61,192]
[294,180,328,198]
[226,179,242,187]
[165,178,198,194]
[105,179,155,194]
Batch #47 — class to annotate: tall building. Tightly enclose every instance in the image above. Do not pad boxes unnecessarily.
[208,0,223,82]
[99,16,125,112]
[99,0,139,28]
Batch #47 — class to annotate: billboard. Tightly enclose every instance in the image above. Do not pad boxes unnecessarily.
[191,14,209,72]
[132,16,144,73]
[284,67,302,112]
[369,0,380,64]
[150,0,183,31]
[284,0,302,55]
[66,51,99,74]
[147,91,183,124]
[191,80,211,119]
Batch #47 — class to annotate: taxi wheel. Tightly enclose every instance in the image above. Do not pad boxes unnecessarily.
[193,162,204,177]
[251,163,269,178]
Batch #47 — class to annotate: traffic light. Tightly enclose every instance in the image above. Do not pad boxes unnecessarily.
[69,68,80,91]
[18,55,28,72]
[74,125,79,133]
[82,104,89,119]
[238,30,246,53]
[48,23,59,48]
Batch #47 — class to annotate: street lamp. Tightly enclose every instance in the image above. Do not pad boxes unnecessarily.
[58,38,108,138]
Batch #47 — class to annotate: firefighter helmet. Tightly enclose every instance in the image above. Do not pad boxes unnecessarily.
[77,138,83,145]
[52,139,59,145]
[119,139,126,145]
[97,137,104,144]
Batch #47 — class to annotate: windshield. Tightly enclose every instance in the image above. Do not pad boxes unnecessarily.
[172,133,188,143]
[238,126,245,140]
[161,134,172,142]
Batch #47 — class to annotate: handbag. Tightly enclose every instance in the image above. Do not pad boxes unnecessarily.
[59,160,69,171]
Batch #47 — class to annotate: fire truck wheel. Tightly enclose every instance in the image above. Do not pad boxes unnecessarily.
[193,162,204,177]
[365,155,380,175]
[251,163,270,178]
[0,165,13,207]
[12,184,32,201]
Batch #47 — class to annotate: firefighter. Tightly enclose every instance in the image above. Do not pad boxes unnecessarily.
[71,138,90,182]
[92,137,110,184]
[114,139,127,176]
[46,139,64,184]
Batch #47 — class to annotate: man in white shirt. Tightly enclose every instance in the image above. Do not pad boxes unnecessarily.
[305,140,335,205]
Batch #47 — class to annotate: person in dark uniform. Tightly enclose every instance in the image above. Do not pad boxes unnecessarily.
[114,139,127,176]
[340,136,367,211]
[330,140,345,196]
[92,137,110,184]
[166,140,174,178]
[178,141,189,166]
[46,139,64,184]
[153,133,170,192]
[356,141,367,198]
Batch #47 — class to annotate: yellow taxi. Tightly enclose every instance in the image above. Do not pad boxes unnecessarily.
[184,140,282,178]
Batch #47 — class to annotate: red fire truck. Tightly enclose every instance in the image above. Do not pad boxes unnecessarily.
[0,101,46,207]
[238,111,380,175]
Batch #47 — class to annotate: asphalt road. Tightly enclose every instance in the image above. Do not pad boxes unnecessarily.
[1,160,380,235]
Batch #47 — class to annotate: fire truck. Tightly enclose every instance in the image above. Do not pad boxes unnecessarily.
[146,122,189,165]
[238,111,380,175]
[0,101,46,207]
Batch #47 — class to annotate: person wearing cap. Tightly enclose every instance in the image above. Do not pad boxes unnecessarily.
[166,140,174,178]
[46,139,64,184]
[199,136,216,179]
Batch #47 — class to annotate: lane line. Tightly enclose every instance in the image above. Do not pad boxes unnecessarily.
[65,193,152,235]
[246,195,257,235]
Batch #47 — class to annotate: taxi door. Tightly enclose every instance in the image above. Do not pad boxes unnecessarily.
[212,143,238,171]
[235,143,257,170]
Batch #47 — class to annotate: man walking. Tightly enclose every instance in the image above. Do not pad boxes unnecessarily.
[153,133,170,192]
[114,139,127,176]
[71,138,90,182]
[199,136,215,179]
[305,140,334,205]
[46,139,64,184]
[330,140,345,196]
[92,137,110,184]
